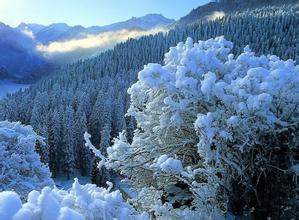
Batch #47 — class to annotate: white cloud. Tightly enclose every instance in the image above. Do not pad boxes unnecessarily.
[36,27,167,63]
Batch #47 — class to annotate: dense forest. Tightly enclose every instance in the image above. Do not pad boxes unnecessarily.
[0,4,297,181]
[0,1,298,219]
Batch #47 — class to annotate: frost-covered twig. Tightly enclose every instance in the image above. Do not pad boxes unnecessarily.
[84,132,106,168]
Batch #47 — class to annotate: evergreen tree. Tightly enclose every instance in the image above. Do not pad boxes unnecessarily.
[62,105,76,179]
[75,110,91,176]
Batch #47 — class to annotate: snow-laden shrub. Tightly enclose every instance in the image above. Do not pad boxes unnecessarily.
[0,121,53,200]
[0,179,148,220]
[104,37,299,219]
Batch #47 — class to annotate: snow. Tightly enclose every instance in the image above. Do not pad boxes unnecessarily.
[13,208,33,220]
[0,121,53,200]
[200,71,217,97]
[154,155,183,173]
[84,132,106,169]
[0,179,148,220]
[227,116,239,126]
[58,207,84,220]
[0,191,22,220]
[0,81,30,99]
[114,175,138,200]
[53,169,91,190]
[160,157,183,173]
[106,36,299,218]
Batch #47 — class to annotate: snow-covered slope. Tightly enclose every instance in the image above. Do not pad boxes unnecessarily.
[56,25,87,41]
[88,14,174,34]
[178,0,298,25]
[17,22,45,34]
[35,23,71,44]
[47,14,174,41]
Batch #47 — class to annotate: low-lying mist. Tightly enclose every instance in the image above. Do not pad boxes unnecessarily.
[37,27,168,64]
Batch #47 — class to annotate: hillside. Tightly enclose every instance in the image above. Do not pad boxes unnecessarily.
[178,0,299,25]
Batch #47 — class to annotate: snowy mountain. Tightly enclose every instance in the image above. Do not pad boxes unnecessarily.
[17,22,45,34]
[16,14,173,43]
[56,25,87,41]
[87,14,174,34]
[0,23,46,78]
[35,23,71,44]
[37,14,174,42]
[0,14,173,81]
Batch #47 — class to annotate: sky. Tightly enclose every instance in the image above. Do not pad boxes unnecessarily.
[0,0,209,27]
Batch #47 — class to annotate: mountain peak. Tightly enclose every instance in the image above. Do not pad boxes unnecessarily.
[17,23,45,34]
[143,13,164,18]
[141,13,175,21]
[0,22,8,28]
[123,13,175,29]
[47,23,70,28]
[88,13,174,34]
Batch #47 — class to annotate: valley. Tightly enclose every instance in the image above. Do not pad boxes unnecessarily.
[0,80,30,98]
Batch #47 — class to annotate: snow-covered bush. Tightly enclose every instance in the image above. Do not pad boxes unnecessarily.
[0,121,53,200]
[104,37,299,219]
[0,179,148,220]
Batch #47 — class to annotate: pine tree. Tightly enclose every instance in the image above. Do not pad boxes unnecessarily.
[30,92,49,128]
[91,123,112,186]
[62,105,76,179]
[75,110,91,176]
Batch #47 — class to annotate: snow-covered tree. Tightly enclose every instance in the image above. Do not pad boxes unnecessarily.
[90,124,112,187]
[75,110,91,176]
[104,37,298,219]
[125,116,136,144]
[30,92,49,128]
[48,108,63,176]
[0,121,53,200]
[62,106,76,179]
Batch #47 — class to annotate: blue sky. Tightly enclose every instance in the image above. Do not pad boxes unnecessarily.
[0,0,209,27]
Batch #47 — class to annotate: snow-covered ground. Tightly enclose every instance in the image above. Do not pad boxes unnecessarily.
[0,80,30,98]
[0,178,147,220]
[53,171,135,200]
[53,169,91,190]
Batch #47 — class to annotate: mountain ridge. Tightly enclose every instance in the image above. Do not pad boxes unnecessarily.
[19,14,174,43]
[0,13,174,80]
